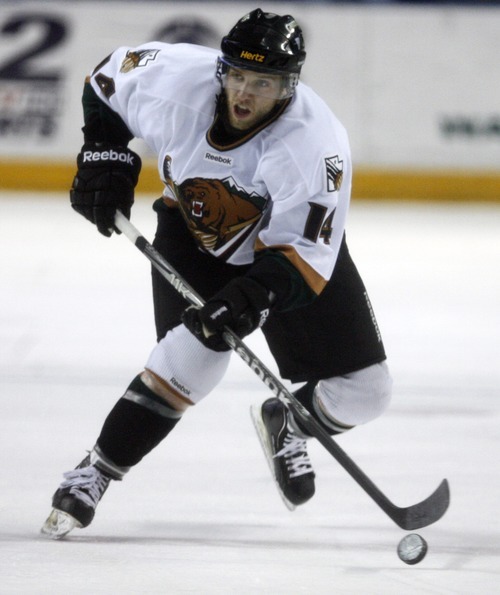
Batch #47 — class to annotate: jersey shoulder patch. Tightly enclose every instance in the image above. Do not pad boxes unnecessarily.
[120,49,160,73]
[324,155,344,192]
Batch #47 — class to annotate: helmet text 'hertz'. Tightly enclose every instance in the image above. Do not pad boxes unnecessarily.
[239,51,265,63]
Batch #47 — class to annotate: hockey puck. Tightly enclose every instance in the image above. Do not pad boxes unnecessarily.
[397,533,428,565]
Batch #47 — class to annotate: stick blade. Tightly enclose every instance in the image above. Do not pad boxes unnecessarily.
[393,478,450,530]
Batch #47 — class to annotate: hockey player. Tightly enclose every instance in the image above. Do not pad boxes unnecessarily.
[42,9,392,538]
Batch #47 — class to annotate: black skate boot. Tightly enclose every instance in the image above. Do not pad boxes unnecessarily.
[41,453,114,539]
[251,398,315,510]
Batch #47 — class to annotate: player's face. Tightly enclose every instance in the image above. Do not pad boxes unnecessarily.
[224,68,283,130]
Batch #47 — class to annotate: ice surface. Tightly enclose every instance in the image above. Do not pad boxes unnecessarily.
[1,193,499,594]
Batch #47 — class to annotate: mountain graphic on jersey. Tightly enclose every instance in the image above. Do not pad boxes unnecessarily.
[325,155,344,192]
[120,49,160,73]
[162,156,266,253]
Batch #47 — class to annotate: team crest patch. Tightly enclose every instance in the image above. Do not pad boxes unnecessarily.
[120,49,160,73]
[161,155,265,253]
[325,155,344,192]
[177,176,264,251]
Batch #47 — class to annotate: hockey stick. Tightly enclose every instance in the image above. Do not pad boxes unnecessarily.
[114,210,450,530]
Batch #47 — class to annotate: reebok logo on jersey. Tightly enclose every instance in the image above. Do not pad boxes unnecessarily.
[240,50,266,63]
[82,150,135,165]
[204,151,233,167]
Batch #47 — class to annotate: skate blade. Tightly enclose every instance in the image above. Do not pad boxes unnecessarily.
[250,404,296,512]
[40,509,82,539]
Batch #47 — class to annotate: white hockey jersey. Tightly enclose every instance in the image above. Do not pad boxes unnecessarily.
[89,42,352,295]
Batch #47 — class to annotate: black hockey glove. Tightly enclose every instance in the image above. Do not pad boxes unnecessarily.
[70,142,142,237]
[182,277,271,352]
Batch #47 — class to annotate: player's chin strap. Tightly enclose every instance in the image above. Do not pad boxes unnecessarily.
[114,210,450,531]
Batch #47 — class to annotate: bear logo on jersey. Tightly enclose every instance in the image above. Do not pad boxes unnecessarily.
[162,156,266,254]
[178,177,264,251]
[120,49,160,73]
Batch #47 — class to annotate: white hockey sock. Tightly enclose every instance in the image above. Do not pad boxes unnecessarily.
[315,361,392,428]
[145,324,231,404]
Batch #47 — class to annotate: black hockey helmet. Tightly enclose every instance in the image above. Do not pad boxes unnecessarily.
[217,9,306,98]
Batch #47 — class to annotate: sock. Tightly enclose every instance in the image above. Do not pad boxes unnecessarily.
[292,381,353,437]
[96,375,182,468]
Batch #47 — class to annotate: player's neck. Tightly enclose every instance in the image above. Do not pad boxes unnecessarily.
[207,93,289,151]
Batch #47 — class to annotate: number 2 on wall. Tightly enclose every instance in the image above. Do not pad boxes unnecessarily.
[0,14,67,81]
